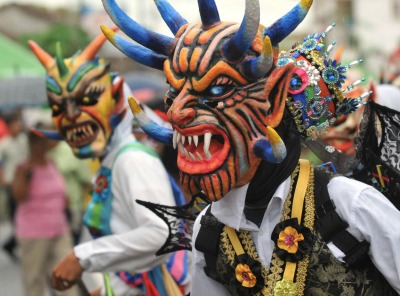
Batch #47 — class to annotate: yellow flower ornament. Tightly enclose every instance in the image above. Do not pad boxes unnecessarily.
[235,263,257,288]
[277,226,305,254]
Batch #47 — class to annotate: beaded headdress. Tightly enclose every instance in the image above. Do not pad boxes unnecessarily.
[277,23,371,140]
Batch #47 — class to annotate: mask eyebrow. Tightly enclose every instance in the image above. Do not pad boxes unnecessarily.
[67,59,100,92]
[192,61,247,92]
[46,76,62,95]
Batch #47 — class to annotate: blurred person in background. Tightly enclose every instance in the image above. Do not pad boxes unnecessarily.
[30,31,188,295]
[49,141,92,245]
[131,87,181,184]
[0,111,28,261]
[12,125,79,296]
[0,112,9,139]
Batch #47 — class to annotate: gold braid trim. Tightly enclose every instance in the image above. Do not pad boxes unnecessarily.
[220,228,236,265]
[219,162,316,296]
[294,167,315,295]
[265,164,300,294]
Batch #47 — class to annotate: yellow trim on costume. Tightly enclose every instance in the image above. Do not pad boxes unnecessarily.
[283,159,310,283]
[376,165,385,188]
[225,226,245,256]
[291,159,310,223]
[282,262,297,281]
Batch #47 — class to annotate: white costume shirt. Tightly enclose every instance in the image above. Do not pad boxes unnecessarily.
[191,175,400,295]
[75,129,176,294]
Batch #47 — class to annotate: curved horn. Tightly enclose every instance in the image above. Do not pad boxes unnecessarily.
[31,128,63,141]
[223,0,260,63]
[128,97,173,145]
[253,127,287,163]
[197,0,221,28]
[55,42,69,78]
[101,26,167,71]
[79,26,119,61]
[28,40,54,70]
[263,0,313,46]
[242,36,273,80]
[154,0,188,35]
[102,0,176,55]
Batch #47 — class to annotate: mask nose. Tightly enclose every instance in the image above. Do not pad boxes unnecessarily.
[65,99,81,121]
[167,86,197,127]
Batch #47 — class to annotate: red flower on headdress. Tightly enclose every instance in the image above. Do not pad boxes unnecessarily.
[288,68,308,95]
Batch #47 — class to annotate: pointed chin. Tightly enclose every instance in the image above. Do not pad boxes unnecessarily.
[71,137,107,158]
[180,153,260,201]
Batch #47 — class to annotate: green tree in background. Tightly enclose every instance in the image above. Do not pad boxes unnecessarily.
[19,23,91,57]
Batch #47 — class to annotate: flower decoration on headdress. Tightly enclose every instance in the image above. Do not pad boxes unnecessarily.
[271,218,313,262]
[228,254,264,296]
[279,23,372,140]
[288,67,309,95]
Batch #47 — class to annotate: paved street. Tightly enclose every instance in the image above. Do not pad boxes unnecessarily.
[0,220,24,295]
[0,220,103,296]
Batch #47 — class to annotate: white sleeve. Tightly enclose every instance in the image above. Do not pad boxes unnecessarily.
[75,150,175,273]
[190,207,231,296]
[329,177,400,293]
[353,187,400,293]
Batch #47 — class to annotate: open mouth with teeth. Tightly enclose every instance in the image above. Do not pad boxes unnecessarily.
[61,121,99,147]
[173,125,230,174]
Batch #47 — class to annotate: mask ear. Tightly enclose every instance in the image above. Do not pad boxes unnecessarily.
[112,76,125,113]
[264,63,294,127]
[30,128,63,141]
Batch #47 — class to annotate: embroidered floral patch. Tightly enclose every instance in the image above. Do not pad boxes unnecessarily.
[229,254,264,296]
[272,218,313,262]
[235,263,257,288]
[93,167,112,202]
[274,279,298,296]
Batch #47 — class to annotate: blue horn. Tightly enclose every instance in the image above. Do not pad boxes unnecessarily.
[101,26,167,71]
[223,0,260,63]
[102,0,177,55]
[263,0,313,46]
[197,0,221,28]
[242,36,274,80]
[154,0,188,35]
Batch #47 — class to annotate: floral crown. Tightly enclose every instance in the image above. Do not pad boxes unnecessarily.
[277,23,371,140]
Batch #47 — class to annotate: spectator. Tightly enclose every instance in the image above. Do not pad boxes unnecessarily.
[12,126,79,296]
[49,141,92,245]
[0,111,28,261]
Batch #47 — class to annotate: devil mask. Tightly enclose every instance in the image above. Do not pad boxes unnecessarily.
[102,0,313,201]
[29,31,126,159]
